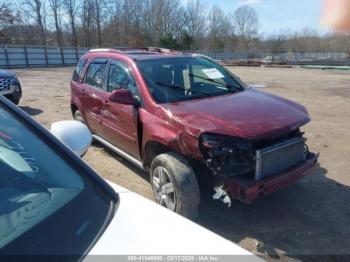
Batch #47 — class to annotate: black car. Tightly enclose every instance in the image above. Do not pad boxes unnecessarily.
[0,69,22,105]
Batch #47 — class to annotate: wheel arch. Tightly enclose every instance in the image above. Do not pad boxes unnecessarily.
[70,103,78,116]
[142,140,178,170]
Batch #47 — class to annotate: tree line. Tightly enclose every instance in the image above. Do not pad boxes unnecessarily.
[0,0,349,53]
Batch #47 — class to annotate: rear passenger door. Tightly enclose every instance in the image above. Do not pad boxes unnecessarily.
[82,58,108,134]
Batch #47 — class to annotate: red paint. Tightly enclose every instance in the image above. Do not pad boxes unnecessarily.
[226,153,319,203]
[102,92,140,159]
[109,89,135,105]
[163,89,310,139]
[71,50,318,203]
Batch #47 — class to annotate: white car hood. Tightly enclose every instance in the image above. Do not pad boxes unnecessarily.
[88,182,256,257]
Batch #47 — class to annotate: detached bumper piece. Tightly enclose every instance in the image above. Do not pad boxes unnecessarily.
[225,152,319,203]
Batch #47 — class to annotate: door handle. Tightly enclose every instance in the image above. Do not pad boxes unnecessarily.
[80,89,86,94]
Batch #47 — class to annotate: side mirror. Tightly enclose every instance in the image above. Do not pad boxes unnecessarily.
[109,89,138,106]
[50,120,92,157]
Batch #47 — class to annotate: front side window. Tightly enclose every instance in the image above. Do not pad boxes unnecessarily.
[84,60,107,89]
[0,103,115,255]
[107,61,139,97]
[137,56,245,103]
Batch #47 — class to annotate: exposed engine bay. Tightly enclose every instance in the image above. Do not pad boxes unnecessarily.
[199,129,314,206]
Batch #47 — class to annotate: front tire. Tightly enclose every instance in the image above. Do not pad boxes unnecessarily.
[150,152,200,220]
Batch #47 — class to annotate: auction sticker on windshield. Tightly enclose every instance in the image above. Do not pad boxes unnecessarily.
[201,68,225,79]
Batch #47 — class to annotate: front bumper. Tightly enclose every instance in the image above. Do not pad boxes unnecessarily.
[0,85,15,95]
[225,152,319,203]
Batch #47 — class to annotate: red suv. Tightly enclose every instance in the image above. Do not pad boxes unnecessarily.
[70,48,318,219]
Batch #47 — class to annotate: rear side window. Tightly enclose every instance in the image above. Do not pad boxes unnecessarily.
[72,58,87,82]
[84,60,107,89]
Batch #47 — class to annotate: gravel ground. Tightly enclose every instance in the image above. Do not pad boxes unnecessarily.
[12,66,350,261]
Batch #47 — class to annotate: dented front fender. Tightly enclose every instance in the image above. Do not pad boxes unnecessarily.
[140,108,201,160]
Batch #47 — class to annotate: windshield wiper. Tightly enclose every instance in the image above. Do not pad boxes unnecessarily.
[188,73,242,92]
[155,81,214,97]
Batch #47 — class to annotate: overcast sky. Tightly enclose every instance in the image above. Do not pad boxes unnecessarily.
[189,0,328,36]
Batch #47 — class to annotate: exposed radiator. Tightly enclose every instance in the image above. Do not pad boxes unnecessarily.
[255,137,306,180]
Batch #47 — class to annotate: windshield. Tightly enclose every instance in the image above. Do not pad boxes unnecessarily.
[137,56,245,103]
[0,103,113,255]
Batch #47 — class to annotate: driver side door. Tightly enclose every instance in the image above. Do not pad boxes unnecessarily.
[101,60,141,160]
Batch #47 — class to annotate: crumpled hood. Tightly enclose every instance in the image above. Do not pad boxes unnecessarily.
[0,69,16,78]
[164,89,310,139]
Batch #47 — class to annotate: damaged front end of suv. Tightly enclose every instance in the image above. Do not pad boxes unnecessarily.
[198,130,319,206]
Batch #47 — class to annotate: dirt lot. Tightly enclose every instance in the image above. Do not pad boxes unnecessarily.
[12,66,350,261]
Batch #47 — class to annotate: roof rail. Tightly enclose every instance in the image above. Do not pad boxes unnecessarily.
[113,47,147,51]
[88,48,123,54]
[113,47,185,54]
[88,47,187,55]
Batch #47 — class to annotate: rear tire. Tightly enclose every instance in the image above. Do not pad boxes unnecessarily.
[73,110,86,124]
[150,152,200,220]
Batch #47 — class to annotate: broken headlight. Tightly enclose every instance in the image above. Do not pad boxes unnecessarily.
[199,133,255,176]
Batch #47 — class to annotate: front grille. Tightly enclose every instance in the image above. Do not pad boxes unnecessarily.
[255,137,305,180]
[0,78,12,91]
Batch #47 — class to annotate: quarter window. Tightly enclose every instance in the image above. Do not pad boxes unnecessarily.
[72,58,87,82]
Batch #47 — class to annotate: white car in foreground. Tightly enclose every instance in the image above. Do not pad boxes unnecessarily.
[0,96,260,260]
[91,182,250,255]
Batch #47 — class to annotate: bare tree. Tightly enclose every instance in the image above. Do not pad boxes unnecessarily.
[118,0,147,46]
[63,0,79,47]
[81,0,94,48]
[232,5,258,48]
[185,0,206,39]
[207,6,231,50]
[103,0,123,46]
[0,3,22,43]
[0,0,348,53]
[142,0,185,46]
[170,3,186,40]
[0,3,17,28]
[23,0,47,46]
[48,0,64,46]
[94,0,105,47]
